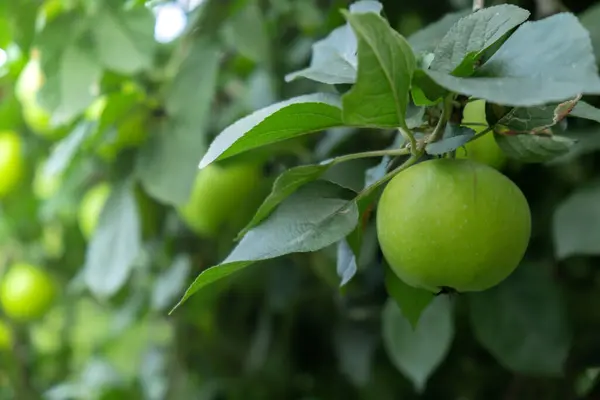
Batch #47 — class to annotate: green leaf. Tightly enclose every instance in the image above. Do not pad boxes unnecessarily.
[83,181,142,299]
[426,13,600,106]
[570,101,600,123]
[199,93,342,168]
[222,0,270,64]
[341,11,416,129]
[407,9,470,54]
[494,132,576,163]
[497,97,580,133]
[382,296,454,393]
[384,266,434,329]
[92,0,156,74]
[430,5,530,76]
[285,0,383,85]
[337,239,357,287]
[237,164,331,238]
[469,263,572,376]
[553,182,600,259]
[579,3,600,63]
[171,181,359,312]
[334,323,377,387]
[411,69,446,106]
[39,43,101,126]
[425,124,475,155]
[137,39,220,206]
[151,255,192,312]
[44,122,94,178]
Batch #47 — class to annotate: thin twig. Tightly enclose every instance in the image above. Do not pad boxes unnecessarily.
[473,0,484,11]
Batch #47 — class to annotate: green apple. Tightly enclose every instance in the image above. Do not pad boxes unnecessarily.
[0,130,24,198]
[0,262,56,321]
[376,158,531,293]
[177,162,265,238]
[457,99,507,170]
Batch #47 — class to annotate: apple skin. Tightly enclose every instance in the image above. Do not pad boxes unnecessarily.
[0,263,57,321]
[0,130,24,198]
[0,320,12,350]
[376,158,531,293]
[456,99,507,170]
[177,162,265,238]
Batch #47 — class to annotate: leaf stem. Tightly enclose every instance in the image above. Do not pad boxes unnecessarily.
[329,148,411,166]
[398,127,418,155]
[355,153,421,202]
[427,96,453,146]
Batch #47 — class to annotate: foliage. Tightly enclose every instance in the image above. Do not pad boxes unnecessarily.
[1,0,600,399]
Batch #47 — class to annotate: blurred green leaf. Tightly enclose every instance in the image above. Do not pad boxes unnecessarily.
[494,132,576,163]
[469,263,571,376]
[384,266,434,329]
[336,239,357,286]
[222,0,270,65]
[341,11,416,129]
[151,254,192,311]
[553,181,600,259]
[382,296,454,393]
[39,42,101,126]
[83,180,142,299]
[285,0,383,85]
[199,93,343,168]
[92,0,156,74]
[430,5,530,76]
[426,13,600,106]
[44,122,93,177]
[172,181,358,311]
[334,323,376,387]
[137,39,220,206]
[579,3,600,62]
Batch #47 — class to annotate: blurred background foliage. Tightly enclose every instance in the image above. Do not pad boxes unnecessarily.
[0,0,600,399]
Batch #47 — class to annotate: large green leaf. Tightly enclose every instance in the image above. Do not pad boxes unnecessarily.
[341,12,416,129]
[285,0,383,85]
[199,93,343,168]
[382,296,454,393]
[430,5,530,75]
[83,181,142,299]
[39,43,101,126]
[553,182,600,259]
[137,39,220,206]
[497,97,580,133]
[494,132,576,163]
[426,13,600,106]
[407,9,470,54]
[92,0,156,74]
[469,263,572,376]
[171,181,359,312]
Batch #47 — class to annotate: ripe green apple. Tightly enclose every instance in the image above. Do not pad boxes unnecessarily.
[177,162,265,238]
[78,182,111,240]
[0,130,24,198]
[0,262,56,321]
[376,158,531,293]
[456,99,507,170]
[15,56,60,139]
